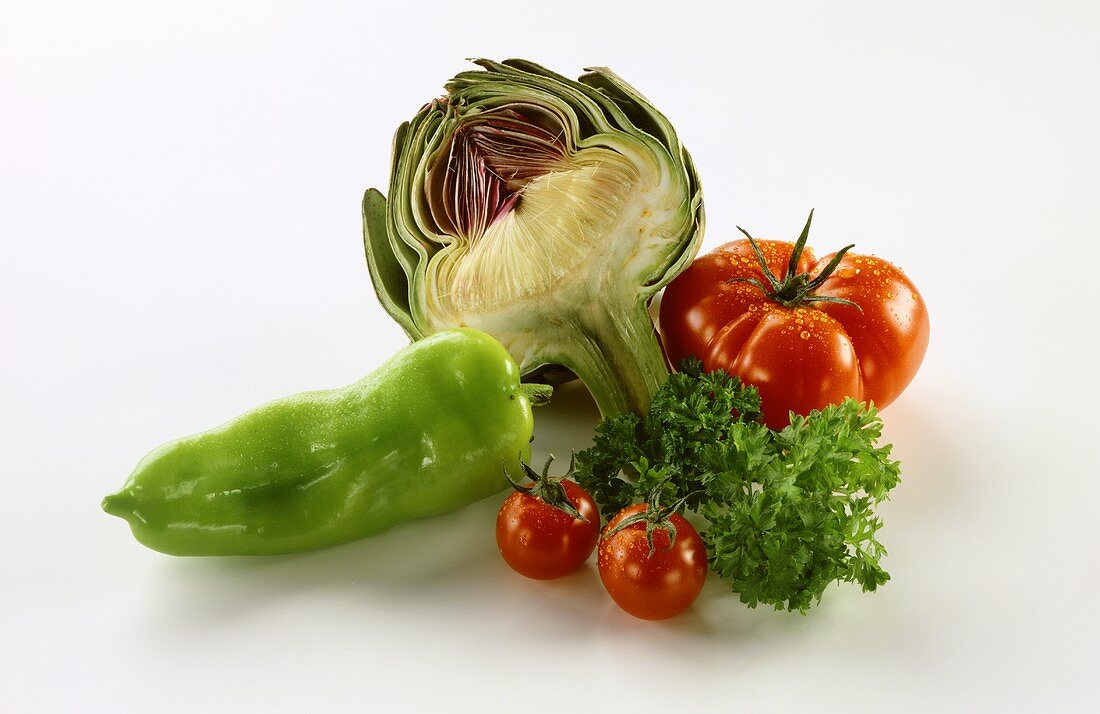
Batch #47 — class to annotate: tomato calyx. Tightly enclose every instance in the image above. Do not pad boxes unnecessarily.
[604,489,694,557]
[504,453,588,522]
[731,209,863,312]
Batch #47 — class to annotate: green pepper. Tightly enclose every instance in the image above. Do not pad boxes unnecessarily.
[102,328,551,556]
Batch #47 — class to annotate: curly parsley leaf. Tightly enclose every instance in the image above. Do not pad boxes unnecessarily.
[573,411,641,514]
[574,362,901,614]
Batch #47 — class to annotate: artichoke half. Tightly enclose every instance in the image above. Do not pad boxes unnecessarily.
[364,59,703,416]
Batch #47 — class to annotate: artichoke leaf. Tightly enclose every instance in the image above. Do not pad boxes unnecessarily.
[362,188,420,340]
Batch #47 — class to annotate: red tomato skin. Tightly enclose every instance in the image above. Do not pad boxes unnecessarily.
[659,239,815,369]
[705,307,863,429]
[659,239,928,428]
[597,505,708,620]
[811,252,930,409]
[496,480,600,580]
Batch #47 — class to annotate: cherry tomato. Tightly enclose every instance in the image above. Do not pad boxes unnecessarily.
[659,216,929,429]
[597,504,708,620]
[496,479,600,580]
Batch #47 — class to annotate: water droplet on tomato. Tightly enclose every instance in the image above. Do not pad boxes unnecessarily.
[836,266,859,279]
[800,331,810,340]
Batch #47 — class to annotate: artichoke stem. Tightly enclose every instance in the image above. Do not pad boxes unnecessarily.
[557,302,670,417]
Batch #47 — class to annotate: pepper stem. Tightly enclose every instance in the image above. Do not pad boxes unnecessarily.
[519,382,554,406]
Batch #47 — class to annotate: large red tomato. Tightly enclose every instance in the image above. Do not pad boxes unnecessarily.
[659,214,929,428]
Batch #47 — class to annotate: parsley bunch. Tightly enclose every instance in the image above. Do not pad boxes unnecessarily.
[574,358,901,613]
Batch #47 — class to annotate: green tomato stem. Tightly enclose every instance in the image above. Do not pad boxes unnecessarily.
[736,210,863,312]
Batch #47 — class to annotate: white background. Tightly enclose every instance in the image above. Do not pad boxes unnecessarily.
[3,1,1099,711]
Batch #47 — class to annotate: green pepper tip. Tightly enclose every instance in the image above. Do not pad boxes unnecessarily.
[101,491,135,520]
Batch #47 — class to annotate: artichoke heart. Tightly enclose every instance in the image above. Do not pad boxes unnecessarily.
[364,59,704,417]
